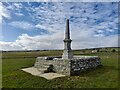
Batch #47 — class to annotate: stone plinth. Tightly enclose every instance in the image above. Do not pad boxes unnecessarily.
[34,56,102,76]
[34,57,70,75]
[62,49,73,59]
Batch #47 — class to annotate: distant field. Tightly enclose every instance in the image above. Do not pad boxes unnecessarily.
[2,48,119,88]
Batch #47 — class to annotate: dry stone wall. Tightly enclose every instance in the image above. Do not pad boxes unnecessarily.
[70,56,101,75]
[34,56,102,76]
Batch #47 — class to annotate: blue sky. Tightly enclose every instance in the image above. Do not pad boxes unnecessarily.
[0,2,118,50]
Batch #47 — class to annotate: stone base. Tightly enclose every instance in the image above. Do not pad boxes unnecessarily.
[34,56,102,76]
[34,57,70,75]
[62,50,73,59]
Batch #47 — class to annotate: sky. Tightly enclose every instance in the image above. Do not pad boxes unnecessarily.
[0,1,119,50]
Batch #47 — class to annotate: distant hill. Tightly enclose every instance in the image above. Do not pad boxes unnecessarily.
[1,47,119,52]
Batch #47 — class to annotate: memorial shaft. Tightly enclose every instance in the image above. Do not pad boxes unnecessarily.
[62,19,73,59]
[65,19,70,39]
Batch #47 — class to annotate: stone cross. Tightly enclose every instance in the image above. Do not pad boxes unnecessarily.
[62,19,73,59]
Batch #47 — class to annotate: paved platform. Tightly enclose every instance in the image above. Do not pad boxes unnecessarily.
[22,67,65,80]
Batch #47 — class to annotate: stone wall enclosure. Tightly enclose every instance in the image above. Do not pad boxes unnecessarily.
[34,56,102,76]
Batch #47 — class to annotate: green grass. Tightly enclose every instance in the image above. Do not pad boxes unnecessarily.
[2,49,119,88]
[0,69,1,88]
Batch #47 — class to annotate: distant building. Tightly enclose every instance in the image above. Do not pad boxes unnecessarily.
[91,50,97,53]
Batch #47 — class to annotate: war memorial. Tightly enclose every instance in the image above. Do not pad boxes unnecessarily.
[34,19,102,76]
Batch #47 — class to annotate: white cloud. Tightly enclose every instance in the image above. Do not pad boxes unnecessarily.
[13,3,23,9]
[35,24,56,33]
[0,33,118,51]
[9,21,35,30]
[6,2,23,10]
[3,2,25,18]
[0,41,22,51]
[15,12,24,16]
[0,2,11,23]
[1,2,118,50]
[20,0,119,2]
[35,24,45,29]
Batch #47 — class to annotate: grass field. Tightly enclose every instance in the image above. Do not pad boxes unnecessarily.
[2,48,119,88]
